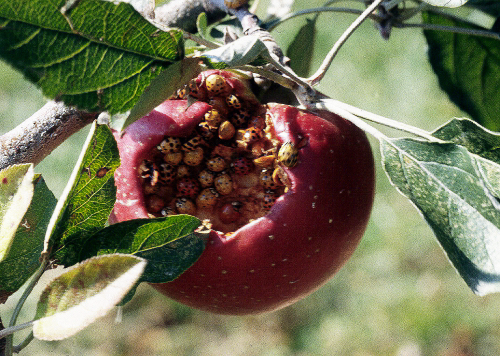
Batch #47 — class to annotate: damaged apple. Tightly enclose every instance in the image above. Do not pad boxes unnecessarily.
[112,70,375,314]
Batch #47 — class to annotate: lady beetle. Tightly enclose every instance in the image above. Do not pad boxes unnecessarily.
[226,94,242,109]
[198,169,215,188]
[205,109,223,129]
[219,201,242,224]
[177,178,201,199]
[139,160,158,181]
[188,79,207,100]
[249,116,266,129]
[196,188,219,209]
[277,141,299,168]
[175,87,188,99]
[177,165,190,179]
[183,136,207,152]
[231,109,251,127]
[164,151,183,165]
[157,137,182,153]
[206,156,226,172]
[262,191,277,210]
[158,163,176,185]
[239,127,262,144]
[232,157,253,175]
[208,97,230,117]
[145,194,166,213]
[183,146,204,166]
[205,74,229,97]
[197,121,215,140]
[214,173,233,195]
[175,197,197,215]
[272,166,289,187]
[218,121,236,140]
[260,169,279,190]
[160,206,175,217]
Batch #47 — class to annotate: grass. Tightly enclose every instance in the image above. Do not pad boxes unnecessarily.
[1,2,500,355]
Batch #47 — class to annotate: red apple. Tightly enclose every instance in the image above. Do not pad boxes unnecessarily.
[112,70,375,314]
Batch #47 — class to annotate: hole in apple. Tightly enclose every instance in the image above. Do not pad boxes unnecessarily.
[138,73,296,233]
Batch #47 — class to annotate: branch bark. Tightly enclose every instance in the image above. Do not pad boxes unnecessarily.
[0,102,97,170]
[154,0,226,32]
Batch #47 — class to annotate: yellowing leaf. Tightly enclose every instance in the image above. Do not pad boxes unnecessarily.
[0,164,34,262]
[33,254,146,341]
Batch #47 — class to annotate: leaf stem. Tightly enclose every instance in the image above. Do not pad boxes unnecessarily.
[264,7,382,31]
[13,332,34,354]
[398,22,500,41]
[0,322,34,341]
[308,0,385,86]
[3,258,49,355]
[184,32,220,49]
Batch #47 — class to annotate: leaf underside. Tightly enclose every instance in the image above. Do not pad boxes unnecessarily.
[382,119,500,296]
[0,175,56,303]
[33,254,146,341]
[0,164,34,263]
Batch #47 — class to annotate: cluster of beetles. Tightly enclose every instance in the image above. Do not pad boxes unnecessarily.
[138,72,301,231]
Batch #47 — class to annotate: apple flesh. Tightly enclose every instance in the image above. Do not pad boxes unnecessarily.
[112,71,375,314]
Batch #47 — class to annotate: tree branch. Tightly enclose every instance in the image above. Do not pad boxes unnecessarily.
[154,0,226,32]
[0,101,97,170]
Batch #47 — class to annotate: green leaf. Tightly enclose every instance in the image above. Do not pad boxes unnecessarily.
[433,118,500,204]
[200,35,268,69]
[194,13,242,46]
[286,17,317,77]
[432,118,500,162]
[208,17,244,43]
[0,175,56,303]
[0,164,34,263]
[0,0,184,114]
[422,11,500,131]
[33,254,146,341]
[467,0,500,17]
[120,58,203,130]
[381,134,500,296]
[196,12,211,42]
[44,122,120,266]
[78,215,206,284]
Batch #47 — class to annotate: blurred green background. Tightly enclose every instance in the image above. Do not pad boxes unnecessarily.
[2,1,500,355]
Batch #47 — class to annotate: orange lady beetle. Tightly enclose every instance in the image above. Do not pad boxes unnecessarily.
[277,141,299,168]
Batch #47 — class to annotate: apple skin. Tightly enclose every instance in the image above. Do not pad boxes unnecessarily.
[113,100,375,315]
